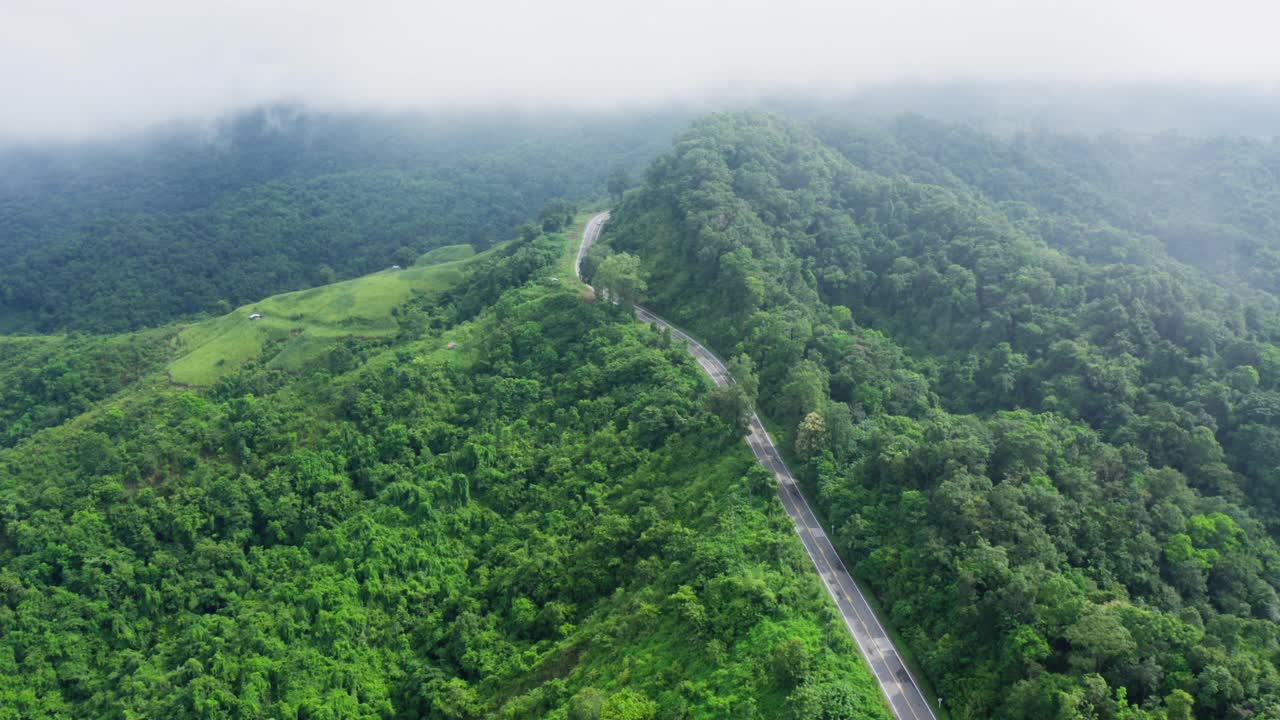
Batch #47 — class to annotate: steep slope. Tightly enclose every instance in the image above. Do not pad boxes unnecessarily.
[0,330,174,447]
[0,218,890,719]
[597,113,1280,719]
[581,212,939,719]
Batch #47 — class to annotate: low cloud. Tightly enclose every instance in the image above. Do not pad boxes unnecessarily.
[3,0,1278,140]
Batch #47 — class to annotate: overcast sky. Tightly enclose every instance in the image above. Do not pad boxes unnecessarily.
[2,0,1278,140]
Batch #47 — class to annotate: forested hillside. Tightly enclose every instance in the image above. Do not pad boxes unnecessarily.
[814,114,1280,295]
[0,107,681,332]
[598,113,1280,719]
[0,217,889,719]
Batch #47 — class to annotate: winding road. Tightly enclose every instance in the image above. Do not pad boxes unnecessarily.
[578,212,938,720]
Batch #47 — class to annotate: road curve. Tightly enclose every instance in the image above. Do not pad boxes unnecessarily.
[578,212,938,720]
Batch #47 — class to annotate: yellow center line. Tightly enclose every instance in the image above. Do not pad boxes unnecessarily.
[758,421,923,720]
[795,518,915,719]
[806,522,923,720]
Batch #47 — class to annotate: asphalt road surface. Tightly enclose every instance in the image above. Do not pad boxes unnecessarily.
[578,211,938,720]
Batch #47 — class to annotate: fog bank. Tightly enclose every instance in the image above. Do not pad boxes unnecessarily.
[3,0,1278,140]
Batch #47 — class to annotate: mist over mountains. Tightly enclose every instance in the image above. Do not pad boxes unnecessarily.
[5,3,1280,718]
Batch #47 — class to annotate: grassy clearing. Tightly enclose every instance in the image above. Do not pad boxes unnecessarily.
[416,244,475,266]
[168,254,480,385]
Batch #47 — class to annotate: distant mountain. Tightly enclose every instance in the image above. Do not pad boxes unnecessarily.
[0,106,686,332]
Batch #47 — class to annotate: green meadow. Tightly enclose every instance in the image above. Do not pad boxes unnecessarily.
[414,243,476,266]
[168,250,479,385]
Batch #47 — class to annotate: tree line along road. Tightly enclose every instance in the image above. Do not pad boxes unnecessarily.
[577,211,940,720]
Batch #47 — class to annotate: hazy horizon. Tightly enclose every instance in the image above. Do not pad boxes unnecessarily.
[4,0,1279,141]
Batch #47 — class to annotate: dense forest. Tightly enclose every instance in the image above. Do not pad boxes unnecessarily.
[0,107,682,333]
[0,331,174,447]
[9,102,1280,720]
[597,113,1280,719]
[813,114,1280,297]
[0,217,890,718]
